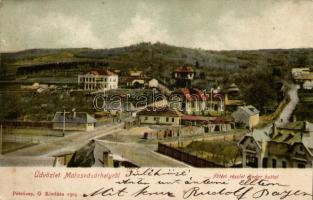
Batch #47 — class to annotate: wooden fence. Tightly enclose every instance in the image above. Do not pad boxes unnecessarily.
[157,143,223,168]
[1,120,52,128]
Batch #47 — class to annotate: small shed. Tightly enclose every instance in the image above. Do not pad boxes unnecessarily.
[232,105,259,129]
[52,111,97,131]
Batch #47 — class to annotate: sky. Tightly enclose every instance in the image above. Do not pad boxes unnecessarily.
[0,0,313,52]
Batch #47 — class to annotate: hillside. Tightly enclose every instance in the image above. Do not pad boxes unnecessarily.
[1,42,313,115]
[1,42,313,73]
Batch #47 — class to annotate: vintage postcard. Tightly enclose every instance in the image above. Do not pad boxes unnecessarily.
[0,0,313,199]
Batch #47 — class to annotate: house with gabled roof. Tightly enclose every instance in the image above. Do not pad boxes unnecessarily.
[232,105,259,130]
[224,83,244,111]
[174,65,195,88]
[52,111,97,131]
[238,121,313,168]
[137,106,183,126]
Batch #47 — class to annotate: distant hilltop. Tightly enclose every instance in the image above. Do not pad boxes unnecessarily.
[1,42,313,77]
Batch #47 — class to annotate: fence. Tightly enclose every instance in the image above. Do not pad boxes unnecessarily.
[3,134,39,144]
[157,143,223,168]
[1,120,52,129]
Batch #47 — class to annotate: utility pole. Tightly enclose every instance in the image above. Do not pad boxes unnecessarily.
[0,124,2,155]
[210,88,213,112]
[63,109,66,137]
[178,118,181,148]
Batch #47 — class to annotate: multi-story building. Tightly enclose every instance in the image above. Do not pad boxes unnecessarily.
[291,67,313,89]
[169,88,224,116]
[174,66,195,88]
[78,69,118,91]
[224,83,244,111]
[238,121,313,168]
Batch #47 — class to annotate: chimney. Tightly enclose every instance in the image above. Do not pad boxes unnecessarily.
[103,152,114,167]
[103,152,109,167]
[72,108,76,118]
[303,121,308,131]
[272,123,277,136]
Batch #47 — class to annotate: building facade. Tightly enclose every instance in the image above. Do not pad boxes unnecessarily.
[174,66,195,88]
[232,105,259,129]
[52,111,97,131]
[291,68,313,89]
[137,106,182,126]
[78,69,118,91]
[169,88,224,116]
[238,121,313,168]
[224,83,244,111]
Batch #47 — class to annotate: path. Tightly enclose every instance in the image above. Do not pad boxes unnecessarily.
[3,123,123,156]
[256,83,299,134]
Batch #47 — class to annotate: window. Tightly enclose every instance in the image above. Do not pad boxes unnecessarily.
[166,117,169,122]
[172,118,175,122]
[145,117,148,121]
[298,163,305,168]
[282,161,287,168]
[272,159,277,168]
[262,158,268,168]
[154,117,157,121]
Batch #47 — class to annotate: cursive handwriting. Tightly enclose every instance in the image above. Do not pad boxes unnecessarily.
[252,188,313,199]
[183,186,254,200]
[125,168,189,177]
[116,178,149,185]
[239,178,288,187]
[132,186,175,197]
[185,177,229,185]
[83,187,127,197]
[182,186,312,200]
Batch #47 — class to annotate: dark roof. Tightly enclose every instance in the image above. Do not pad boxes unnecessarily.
[52,112,97,124]
[232,105,259,119]
[227,83,240,92]
[137,106,182,117]
[277,121,313,132]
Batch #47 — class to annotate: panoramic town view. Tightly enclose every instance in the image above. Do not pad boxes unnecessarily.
[0,1,313,169]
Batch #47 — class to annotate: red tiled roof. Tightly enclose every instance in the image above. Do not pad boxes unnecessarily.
[194,88,208,101]
[175,66,194,73]
[181,88,193,101]
[172,88,223,102]
[88,69,117,76]
[181,115,209,121]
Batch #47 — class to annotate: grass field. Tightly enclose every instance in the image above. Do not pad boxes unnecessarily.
[4,128,63,137]
[2,141,37,154]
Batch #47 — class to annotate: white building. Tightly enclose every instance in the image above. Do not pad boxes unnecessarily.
[78,69,118,91]
[232,105,259,129]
